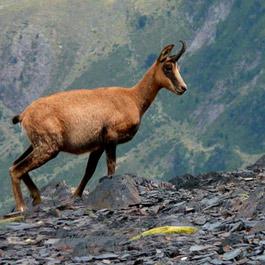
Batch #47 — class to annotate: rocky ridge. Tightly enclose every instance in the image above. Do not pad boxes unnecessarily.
[0,156,265,264]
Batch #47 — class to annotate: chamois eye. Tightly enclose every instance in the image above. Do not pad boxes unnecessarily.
[164,64,172,71]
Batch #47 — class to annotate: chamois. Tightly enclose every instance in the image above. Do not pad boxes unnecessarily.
[10,41,187,211]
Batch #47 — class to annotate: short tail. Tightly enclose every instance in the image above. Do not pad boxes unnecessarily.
[12,115,21,124]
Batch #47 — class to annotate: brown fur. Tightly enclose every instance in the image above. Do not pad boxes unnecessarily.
[10,43,187,211]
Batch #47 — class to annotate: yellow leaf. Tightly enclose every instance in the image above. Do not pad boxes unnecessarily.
[0,215,24,225]
[130,225,198,241]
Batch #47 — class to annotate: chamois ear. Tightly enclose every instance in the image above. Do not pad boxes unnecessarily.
[157,44,175,63]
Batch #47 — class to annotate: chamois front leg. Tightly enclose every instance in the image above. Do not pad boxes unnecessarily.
[73,148,104,197]
[105,145,116,176]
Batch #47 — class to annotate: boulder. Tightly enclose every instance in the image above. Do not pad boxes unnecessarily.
[85,175,141,209]
[247,155,265,171]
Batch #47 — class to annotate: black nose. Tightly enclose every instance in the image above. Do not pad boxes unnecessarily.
[181,85,187,92]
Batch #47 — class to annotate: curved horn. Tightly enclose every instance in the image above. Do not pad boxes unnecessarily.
[169,40,186,62]
[157,44,175,63]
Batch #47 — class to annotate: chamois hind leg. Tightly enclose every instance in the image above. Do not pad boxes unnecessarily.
[13,146,41,205]
[22,174,42,206]
[73,148,104,197]
[105,145,116,176]
[9,145,58,212]
[13,145,33,165]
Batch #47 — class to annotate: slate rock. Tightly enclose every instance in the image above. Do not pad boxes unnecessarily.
[192,216,207,225]
[247,155,265,171]
[44,238,61,245]
[189,244,213,252]
[73,256,94,262]
[202,221,223,231]
[85,175,141,209]
[237,187,265,218]
[169,174,200,189]
[209,258,224,265]
[6,222,42,231]
[253,255,265,262]
[94,253,119,260]
[223,248,242,260]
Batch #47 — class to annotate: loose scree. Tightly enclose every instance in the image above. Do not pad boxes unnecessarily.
[10,41,187,211]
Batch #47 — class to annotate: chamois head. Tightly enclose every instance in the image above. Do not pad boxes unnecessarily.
[155,41,187,95]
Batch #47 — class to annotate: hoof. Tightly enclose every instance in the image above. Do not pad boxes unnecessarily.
[17,205,27,212]
[32,196,42,206]
[99,175,113,183]
[72,190,82,198]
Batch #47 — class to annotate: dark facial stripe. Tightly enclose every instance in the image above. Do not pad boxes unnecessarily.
[162,64,178,87]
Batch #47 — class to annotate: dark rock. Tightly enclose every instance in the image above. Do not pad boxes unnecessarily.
[247,155,265,171]
[94,253,119,260]
[164,247,179,258]
[202,221,223,231]
[223,248,242,260]
[73,256,94,262]
[120,253,131,260]
[252,255,265,262]
[85,175,141,209]
[44,238,61,245]
[192,216,207,225]
[169,171,233,190]
[189,244,214,252]
[41,180,72,203]
[237,187,265,218]
[228,220,245,232]
[169,173,200,189]
[209,258,224,265]
[6,222,42,231]
[221,233,243,248]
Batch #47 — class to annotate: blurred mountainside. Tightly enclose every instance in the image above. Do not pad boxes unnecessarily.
[0,0,265,212]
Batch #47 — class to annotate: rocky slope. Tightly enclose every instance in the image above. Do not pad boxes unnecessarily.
[1,157,265,264]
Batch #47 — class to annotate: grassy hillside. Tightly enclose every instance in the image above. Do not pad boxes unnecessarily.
[0,0,264,213]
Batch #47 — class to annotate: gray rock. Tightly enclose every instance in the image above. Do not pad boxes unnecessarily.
[44,238,61,245]
[223,248,242,260]
[6,222,41,231]
[253,255,265,262]
[189,245,213,252]
[94,253,119,260]
[192,216,207,225]
[202,221,222,231]
[85,175,141,209]
[120,253,131,260]
[209,259,224,265]
[73,256,94,262]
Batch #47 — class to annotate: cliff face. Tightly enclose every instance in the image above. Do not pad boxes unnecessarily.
[1,158,265,264]
[0,1,265,214]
